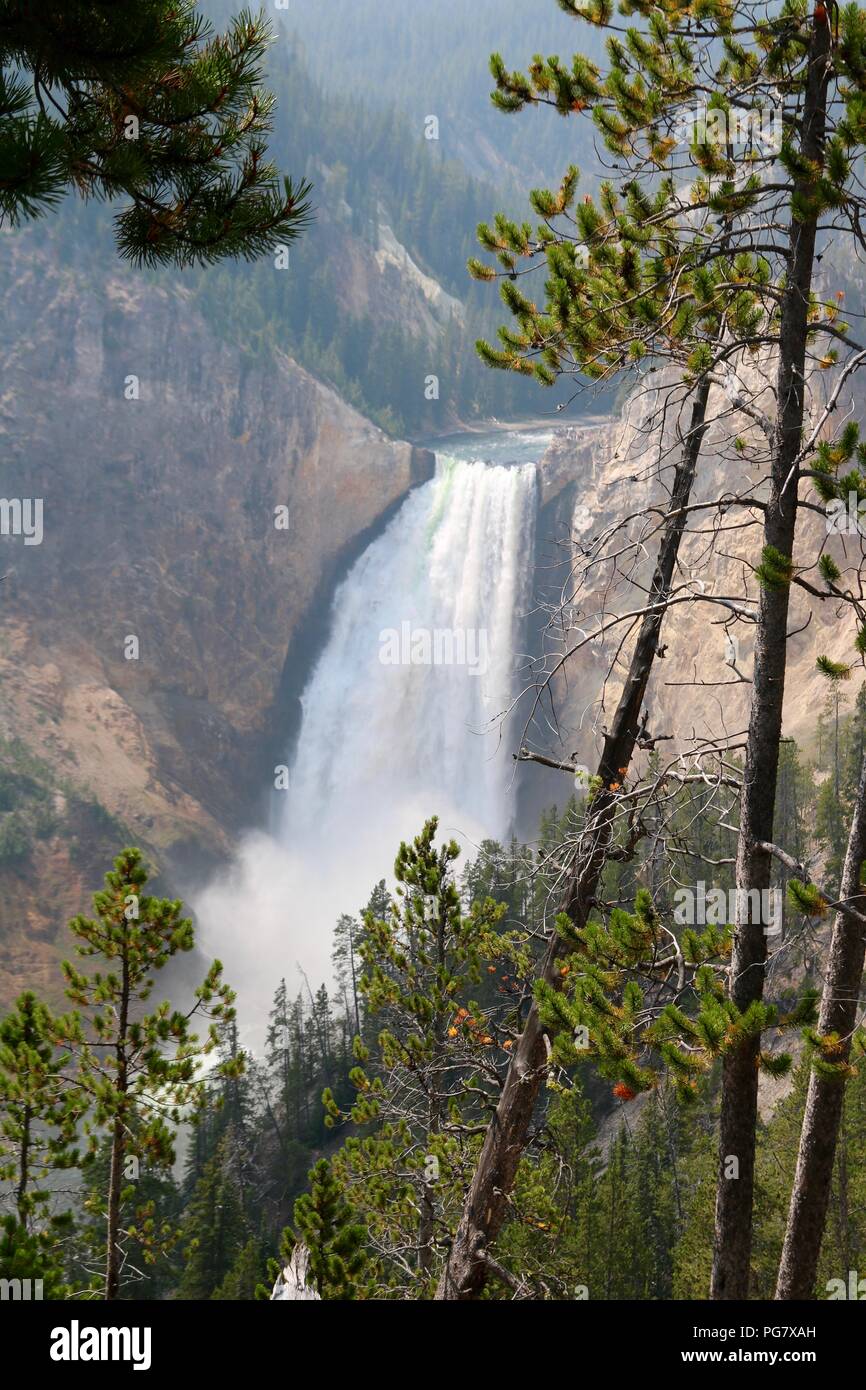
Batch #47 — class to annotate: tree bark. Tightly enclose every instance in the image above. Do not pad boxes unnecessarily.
[774,752,866,1298]
[16,1103,32,1225]
[105,942,130,1301]
[709,17,831,1300]
[419,892,447,1276]
[105,1115,125,1301]
[435,376,712,1299]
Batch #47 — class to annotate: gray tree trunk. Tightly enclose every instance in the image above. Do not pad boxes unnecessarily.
[436,378,711,1299]
[105,949,130,1302]
[710,19,831,1300]
[775,752,866,1298]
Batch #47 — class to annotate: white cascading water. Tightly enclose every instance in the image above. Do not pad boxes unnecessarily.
[284,454,536,838]
[195,446,538,1029]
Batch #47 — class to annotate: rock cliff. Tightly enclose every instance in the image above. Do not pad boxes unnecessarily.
[532,378,854,773]
[0,237,433,1002]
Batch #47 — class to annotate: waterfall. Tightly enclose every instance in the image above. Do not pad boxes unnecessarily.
[283,454,536,842]
[195,448,538,1023]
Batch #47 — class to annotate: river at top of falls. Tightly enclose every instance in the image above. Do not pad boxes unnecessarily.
[282,447,537,841]
[195,428,548,1028]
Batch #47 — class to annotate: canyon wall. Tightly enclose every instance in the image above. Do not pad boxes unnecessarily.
[0,238,433,1001]
[534,378,853,775]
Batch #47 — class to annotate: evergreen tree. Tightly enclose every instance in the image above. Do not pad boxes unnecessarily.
[776,737,866,1295]
[212,1236,267,1300]
[844,686,866,800]
[454,0,866,1304]
[68,1139,184,1299]
[323,818,514,1294]
[816,775,849,892]
[332,913,362,1036]
[443,0,767,1295]
[179,1136,248,1300]
[0,991,81,1225]
[0,991,81,1298]
[676,1059,866,1300]
[494,1085,603,1299]
[774,741,810,933]
[497,1084,692,1300]
[0,1211,70,1300]
[281,1158,366,1300]
[56,846,237,1299]
[0,0,312,265]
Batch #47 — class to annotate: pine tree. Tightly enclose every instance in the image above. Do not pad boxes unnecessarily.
[442,0,769,1298]
[844,686,866,800]
[0,990,82,1298]
[492,1085,603,1299]
[332,913,362,1036]
[56,846,238,1299]
[453,0,866,1303]
[0,0,312,265]
[495,1083,693,1300]
[0,991,81,1225]
[816,776,849,892]
[712,3,863,1299]
[178,1135,248,1299]
[774,741,810,936]
[282,1158,366,1300]
[776,737,866,1294]
[0,1211,70,1300]
[675,1058,866,1299]
[264,977,296,1141]
[323,818,514,1294]
[69,1139,184,1299]
[212,1236,267,1300]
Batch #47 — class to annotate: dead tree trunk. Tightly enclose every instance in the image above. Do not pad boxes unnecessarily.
[709,18,831,1301]
[435,377,712,1300]
[774,752,866,1299]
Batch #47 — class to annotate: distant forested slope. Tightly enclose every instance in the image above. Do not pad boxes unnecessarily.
[191,38,582,434]
[23,22,583,437]
[22,1,607,436]
[277,0,606,188]
[184,12,586,434]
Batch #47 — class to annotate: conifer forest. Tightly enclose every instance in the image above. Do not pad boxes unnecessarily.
[3,0,866,1367]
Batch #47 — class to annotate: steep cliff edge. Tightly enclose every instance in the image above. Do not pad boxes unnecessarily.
[532,382,852,772]
[0,244,433,1002]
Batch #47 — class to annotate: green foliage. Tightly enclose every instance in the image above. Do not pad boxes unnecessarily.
[283,0,606,189]
[179,1138,248,1299]
[180,41,568,435]
[675,1061,866,1298]
[3,713,864,1303]
[0,1213,70,1300]
[67,1140,184,1299]
[787,879,828,918]
[817,655,853,682]
[819,553,842,585]
[323,818,520,1295]
[804,1029,858,1081]
[55,847,237,1296]
[212,1237,268,1300]
[0,992,81,1224]
[0,994,80,1295]
[0,1,311,265]
[540,887,716,1101]
[497,1085,691,1300]
[0,814,29,864]
[469,4,797,396]
[283,1159,366,1299]
[755,545,795,592]
[0,740,59,862]
[759,1051,793,1079]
